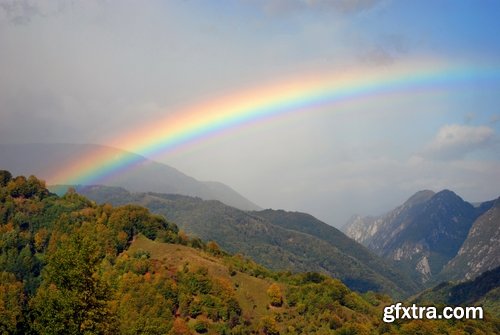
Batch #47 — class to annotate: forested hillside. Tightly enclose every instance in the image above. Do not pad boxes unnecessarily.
[1,171,499,334]
[72,185,420,297]
[413,266,500,319]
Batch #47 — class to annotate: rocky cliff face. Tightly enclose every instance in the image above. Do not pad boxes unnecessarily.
[343,190,493,283]
[441,198,500,281]
[343,190,435,250]
[342,215,378,245]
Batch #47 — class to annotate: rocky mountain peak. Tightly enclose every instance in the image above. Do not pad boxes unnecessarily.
[404,190,435,207]
[343,189,495,284]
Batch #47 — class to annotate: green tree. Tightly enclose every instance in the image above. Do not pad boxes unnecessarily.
[107,205,176,241]
[30,232,115,334]
[0,170,12,187]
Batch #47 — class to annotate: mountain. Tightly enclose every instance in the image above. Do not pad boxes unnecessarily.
[75,185,421,298]
[412,266,500,318]
[342,190,436,246]
[0,142,260,211]
[343,190,494,283]
[440,197,500,281]
[252,209,419,294]
[2,172,497,334]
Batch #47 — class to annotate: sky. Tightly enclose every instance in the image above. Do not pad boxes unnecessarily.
[1,0,500,226]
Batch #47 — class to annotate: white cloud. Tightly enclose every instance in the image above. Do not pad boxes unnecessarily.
[247,0,383,15]
[304,0,382,13]
[0,0,67,24]
[421,124,495,160]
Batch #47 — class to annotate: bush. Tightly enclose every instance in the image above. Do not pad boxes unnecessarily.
[193,320,209,333]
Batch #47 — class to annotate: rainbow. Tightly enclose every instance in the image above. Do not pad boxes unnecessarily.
[48,58,500,186]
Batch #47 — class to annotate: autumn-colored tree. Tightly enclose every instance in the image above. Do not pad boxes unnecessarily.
[267,283,283,307]
[114,271,175,335]
[206,241,221,256]
[260,315,280,335]
[0,272,25,334]
[178,230,190,245]
[400,320,441,335]
[169,318,191,335]
[6,175,49,199]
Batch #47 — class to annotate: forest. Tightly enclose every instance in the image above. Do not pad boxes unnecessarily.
[0,170,498,334]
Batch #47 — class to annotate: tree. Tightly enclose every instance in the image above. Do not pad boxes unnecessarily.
[206,241,221,256]
[267,283,283,307]
[260,316,280,335]
[107,205,176,241]
[0,170,12,187]
[6,175,49,199]
[30,232,115,334]
[0,272,25,334]
[169,318,191,335]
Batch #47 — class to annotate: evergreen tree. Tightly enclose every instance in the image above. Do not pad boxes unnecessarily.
[0,170,12,188]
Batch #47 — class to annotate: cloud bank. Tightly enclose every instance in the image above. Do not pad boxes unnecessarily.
[422,124,495,160]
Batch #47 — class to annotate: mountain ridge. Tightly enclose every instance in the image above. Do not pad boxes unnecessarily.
[0,142,260,211]
[440,197,500,281]
[343,189,496,284]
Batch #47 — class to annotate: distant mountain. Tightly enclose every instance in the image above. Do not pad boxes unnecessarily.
[343,190,494,283]
[0,143,260,211]
[412,266,500,318]
[342,190,436,247]
[440,197,500,281]
[76,185,421,298]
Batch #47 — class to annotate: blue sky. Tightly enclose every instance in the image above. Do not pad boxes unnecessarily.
[1,0,499,225]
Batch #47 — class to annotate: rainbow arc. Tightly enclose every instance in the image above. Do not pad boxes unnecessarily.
[48,58,500,186]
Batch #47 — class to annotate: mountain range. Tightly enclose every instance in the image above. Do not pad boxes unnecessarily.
[0,143,260,211]
[74,185,421,298]
[342,190,499,284]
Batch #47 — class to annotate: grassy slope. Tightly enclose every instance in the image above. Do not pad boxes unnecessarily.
[128,235,273,321]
